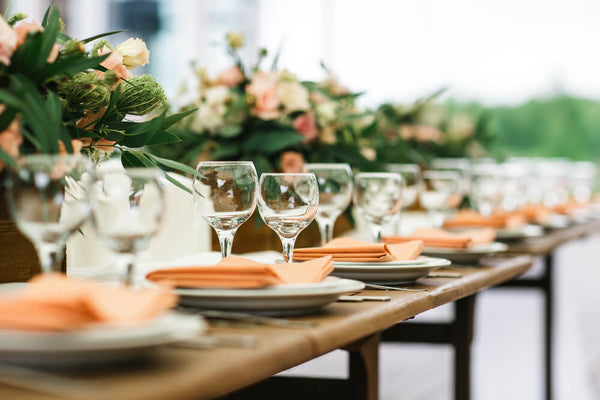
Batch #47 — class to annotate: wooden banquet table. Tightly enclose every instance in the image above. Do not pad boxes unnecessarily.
[0,255,532,400]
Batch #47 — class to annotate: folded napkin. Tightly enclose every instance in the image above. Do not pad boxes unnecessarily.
[552,200,589,216]
[384,227,495,249]
[0,274,177,331]
[292,237,424,262]
[146,255,334,289]
[443,209,525,229]
[512,204,553,223]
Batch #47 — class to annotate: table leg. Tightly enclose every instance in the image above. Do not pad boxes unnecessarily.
[543,253,554,400]
[381,294,477,400]
[218,333,381,400]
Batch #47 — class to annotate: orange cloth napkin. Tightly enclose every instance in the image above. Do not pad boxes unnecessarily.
[0,274,177,332]
[551,200,589,216]
[384,227,496,249]
[443,209,526,229]
[292,237,424,262]
[146,255,334,289]
[511,204,553,224]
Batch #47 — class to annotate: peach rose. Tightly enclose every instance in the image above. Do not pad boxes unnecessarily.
[98,46,132,81]
[217,65,244,88]
[0,112,22,170]
[80,137,116,154]
[293,112,318,142]
[280,151,304,173]
[414,125,445,143]
[76,109,106,131]
[58,139,84,155]
[246,71,280,120]
[0,17,17,66]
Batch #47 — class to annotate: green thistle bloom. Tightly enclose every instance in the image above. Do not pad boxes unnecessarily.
[91,39,112,56]
[116,75,166,116]
[59,72,111,113]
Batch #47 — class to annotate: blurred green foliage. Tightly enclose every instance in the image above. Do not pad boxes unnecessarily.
[447,95,600,162]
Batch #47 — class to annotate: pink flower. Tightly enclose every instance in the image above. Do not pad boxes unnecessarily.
[80,137,116,154]
[246,71,280,120]
[0,108,22,171]
[293,112,318,142]
[14,21,42,47]
[58,139,84,155]
[0,18,17,66]
[76,109,106,131]
[98,46,132,81]
[14,21,60,63]
[280,151,304,173]
[217,65,244,88]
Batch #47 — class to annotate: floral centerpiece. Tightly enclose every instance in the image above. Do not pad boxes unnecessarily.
[0,7,194,189]
[157,32,379,175]
[375,89,493,166]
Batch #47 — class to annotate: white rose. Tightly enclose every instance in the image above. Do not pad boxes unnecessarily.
[203,86,229,108]
[114,38,150,69]
[315,101,338,123]
[277,81,309,113]
[191,104,224,132]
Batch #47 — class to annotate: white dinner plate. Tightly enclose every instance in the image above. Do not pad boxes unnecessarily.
[331,256,451,285]
[422,242,508,264]
[495,224,544,241]
[0,312,205,368]
[174,277,365,316]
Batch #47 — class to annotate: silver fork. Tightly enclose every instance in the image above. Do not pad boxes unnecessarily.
[364,283,428,292]
[182,309,317,329]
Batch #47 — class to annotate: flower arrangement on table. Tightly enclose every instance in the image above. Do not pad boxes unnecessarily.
[375,89,494,166]
[156,32,380,175]
[0,7,194,189]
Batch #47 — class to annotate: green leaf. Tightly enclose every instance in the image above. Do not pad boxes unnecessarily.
[0,147,16,169]
[38,54,109,81]
[146,154,196,175]
[212,142,240,159]
[81,30,125,44]
[159,108,197,132]
[0,107,18,131]
[241,131,304,154]
[220,125,242,138]
[121,150,154,168]
[164,173,192,195]
[37,8,60,68]
[146,130,182,146]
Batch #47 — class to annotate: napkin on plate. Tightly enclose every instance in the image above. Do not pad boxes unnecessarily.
[146,255,334,289]
[0,273,177,331]
[511,204,553,224]
[443,209,526,229]
[383,227,496,249]
[292,237,424,262]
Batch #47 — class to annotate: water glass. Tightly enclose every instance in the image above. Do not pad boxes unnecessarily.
[193,161,258,258]
[91,167,165,285]
[4,154,94,274]
[421,170,462,227]
[353,172,403,242]
[469,163,502,215]
[258,173,318,262]
[304,163,353,245]
[386,164,422,234]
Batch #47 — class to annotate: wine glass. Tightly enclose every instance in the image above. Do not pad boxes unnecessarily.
[193,161,258,258]
[469,163,502,216]
[386,164,422,235]
[304,163,353,246]
[4,154,94,274]
[258,173,318,262]
[353,172,403,242]
[420,170,462,227]
[91,167,165,286]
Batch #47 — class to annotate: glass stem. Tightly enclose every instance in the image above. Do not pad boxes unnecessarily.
[280,236,297,263]
[317,218,335,246]
[216,228,237,259]
[394,212,403,236]
[369,224,383,243]
[36,242,64,274]
[115,253,136,287]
